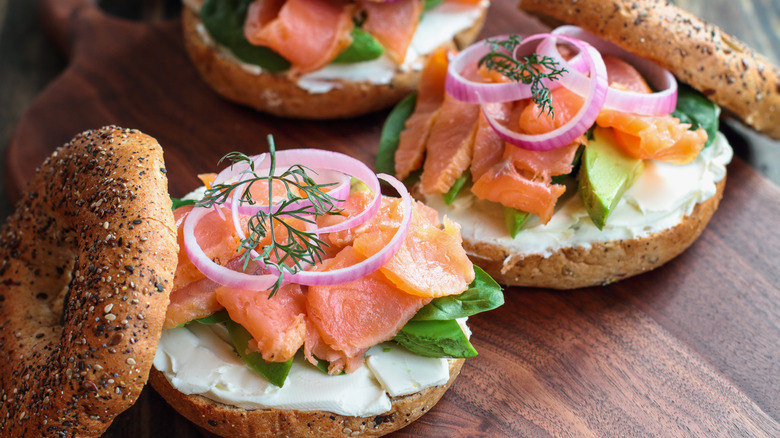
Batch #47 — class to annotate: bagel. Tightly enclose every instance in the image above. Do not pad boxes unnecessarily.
[148,358,463,437]
[517,0,780,139]
[0,126,178,436]
[181,0,489,119]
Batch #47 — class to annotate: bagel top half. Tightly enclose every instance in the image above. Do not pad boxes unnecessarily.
[0,126,178,437]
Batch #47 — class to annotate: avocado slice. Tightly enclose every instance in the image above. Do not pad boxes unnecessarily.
[578,127,645,230]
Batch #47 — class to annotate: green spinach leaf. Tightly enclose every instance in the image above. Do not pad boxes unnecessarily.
[412,266,503,321]
[395,319,477,358]
[376,92,417,175]
[671,82,720,148]
[442,172,471,205]
[504,207,530,238]
[171,197,196,210]
[200,0,290,72]
[333,27,384,63]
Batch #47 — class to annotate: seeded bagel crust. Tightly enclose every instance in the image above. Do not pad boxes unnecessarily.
[517,0,780,139]
[460,177,725,289]
[0,127,178,436]
[149,358,463,437]
[181,4,488,119]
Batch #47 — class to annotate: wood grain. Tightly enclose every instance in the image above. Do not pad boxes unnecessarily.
[2,0,779,437]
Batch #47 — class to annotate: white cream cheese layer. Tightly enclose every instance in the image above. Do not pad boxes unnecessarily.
[154,320,463,416]
[424,132,733,258]
[190,1,488,94]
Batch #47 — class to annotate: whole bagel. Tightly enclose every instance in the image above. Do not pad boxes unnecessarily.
[0,127,178,436]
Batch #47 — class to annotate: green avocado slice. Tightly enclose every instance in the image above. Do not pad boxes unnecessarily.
[578,127,645,230]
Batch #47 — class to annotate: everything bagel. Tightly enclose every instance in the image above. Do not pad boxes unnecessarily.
[0,127,178,436]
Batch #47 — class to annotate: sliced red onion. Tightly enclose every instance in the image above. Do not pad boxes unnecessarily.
[183,205,280,291]
[549,25,677,115]
[221,150,380,235]
[482,34,609,151]
[445,34,588,105]
[182,174,412,291]
[268,174,412,287]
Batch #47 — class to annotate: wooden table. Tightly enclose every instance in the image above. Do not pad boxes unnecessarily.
[1,0,779,436]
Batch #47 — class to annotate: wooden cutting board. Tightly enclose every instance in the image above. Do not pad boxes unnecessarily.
[4,0,780,436]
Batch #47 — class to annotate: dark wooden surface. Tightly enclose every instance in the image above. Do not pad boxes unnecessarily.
[1,0,779,436]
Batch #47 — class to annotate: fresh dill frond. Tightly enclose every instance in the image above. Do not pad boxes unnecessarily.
[478,35,567,118]
[196,136,343,297]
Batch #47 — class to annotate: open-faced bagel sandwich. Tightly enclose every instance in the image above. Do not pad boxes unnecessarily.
[0,127,503,437]
[181,0,490,119]
[376,0,778,289]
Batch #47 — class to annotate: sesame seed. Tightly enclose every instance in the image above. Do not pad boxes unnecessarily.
[104,304,114,313]
[103,222,109,229]
[127,358,136,365]
[105,314,116,321]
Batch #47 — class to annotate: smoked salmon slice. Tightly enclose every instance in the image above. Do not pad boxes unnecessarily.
[419,92,482,194]
[304,320,366,375]
[244,0,354,74]
[216,283,308,362]
[471,103,512,181]
[164,277,225,329]
[596,110,706,164]
[352,198,474,298]
[517,87,584,135]
[361,0,424,64]
[471,159,566,224]
[306,247,430,371]
[595,55,706,164]
[603,55,652,93]
[395,47,450,180]
[505,140,582,180]
[172,205,243,291]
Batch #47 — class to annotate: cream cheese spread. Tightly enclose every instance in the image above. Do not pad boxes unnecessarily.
[424,132,733,258]
[190,0,488,94]
[154,318,469,416]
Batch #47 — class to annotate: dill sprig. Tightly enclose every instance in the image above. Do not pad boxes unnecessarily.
[478,35,567,118]
[197,136,342,296]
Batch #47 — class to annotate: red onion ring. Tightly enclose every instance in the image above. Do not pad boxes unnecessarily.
[481,34,609,151]
[547,26,677,116]
[445,34,589,105]
[183,205,279,291]
[182,174,412,291]
[267,174,413,287]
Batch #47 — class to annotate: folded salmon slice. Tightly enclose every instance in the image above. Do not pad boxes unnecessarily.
[244,0,354,73]
[217,283,308,363]
[471,102,512,181]
[164,277,225,330]
[596,110,706,164]
[419,93,482,194]
[471,159,566,224]
[395,47,450,180]
[352,198,474,298]
[316,189,374,248]
[361,0,424,64]
[173,205,244,291]
[304,320,366,375]
[306,247,430,372]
